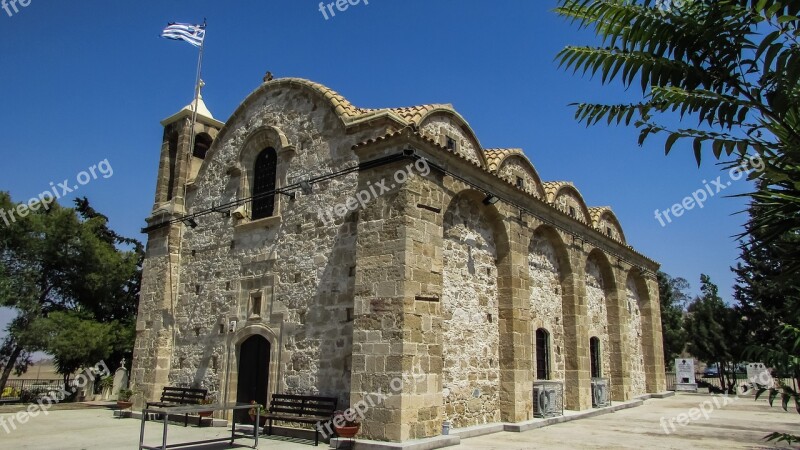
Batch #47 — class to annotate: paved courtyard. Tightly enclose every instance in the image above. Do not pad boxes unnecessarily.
[0,394,797,449]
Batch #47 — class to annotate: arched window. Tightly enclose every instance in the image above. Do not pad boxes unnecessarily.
[252,147,277,220]
[535,328,551,380]
[590,337,601,378]
[193,133,213,159]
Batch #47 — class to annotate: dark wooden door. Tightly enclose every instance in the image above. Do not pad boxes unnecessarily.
[236,335,270,422]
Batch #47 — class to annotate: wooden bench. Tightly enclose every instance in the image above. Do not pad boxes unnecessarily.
[145,387,208,427]
[264,394,337,446]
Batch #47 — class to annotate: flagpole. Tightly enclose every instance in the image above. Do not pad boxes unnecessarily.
[174,22,205,374]
[188,20,206,158]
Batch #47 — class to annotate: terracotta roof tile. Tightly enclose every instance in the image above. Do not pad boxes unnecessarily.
[484,148,525,172]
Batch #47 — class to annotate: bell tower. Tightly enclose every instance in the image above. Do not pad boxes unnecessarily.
[153,84,224,213]
[131,86,223,406]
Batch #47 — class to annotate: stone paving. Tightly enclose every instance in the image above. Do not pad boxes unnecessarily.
[0,393,797,449]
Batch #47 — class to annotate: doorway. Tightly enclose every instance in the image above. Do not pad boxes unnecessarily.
[236,335,270,422]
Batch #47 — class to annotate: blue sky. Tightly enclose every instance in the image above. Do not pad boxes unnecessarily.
[0,0,753,337]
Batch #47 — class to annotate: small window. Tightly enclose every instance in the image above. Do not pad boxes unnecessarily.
[568,206,576,218]
[590,337,601,378]
[252,147,278,220]
[606,227,613,237]
[445,136,457,151]
[193,133,213,159]
[516,176,525,189]
[250,292,262,318]
[536,328,551,380]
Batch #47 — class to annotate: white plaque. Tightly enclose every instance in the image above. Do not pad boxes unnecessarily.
[746,363,773,389]
[675,358,697,392]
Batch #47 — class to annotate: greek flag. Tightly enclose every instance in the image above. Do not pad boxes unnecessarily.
[161,23,206,47]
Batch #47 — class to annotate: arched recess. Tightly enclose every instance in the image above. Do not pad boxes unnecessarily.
[419,111,487,168]
[225,325,281,419]
[627,270,657,394]
[529,225,572,383]
[584,250,623,396]
[497,155,547,199]
[441,189,510,427]
[624,272,647,397]
[193,132,213,159]
[589,207,627,244]
[236,126,294,220]
[553,186,592,224]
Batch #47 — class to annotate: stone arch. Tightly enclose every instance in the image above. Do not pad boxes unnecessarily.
[625,271,647,397]
[546,183,592,224]
[192,132,213,160]
[589,207,627,244]
[235,126,295,220]
[584,250,617,382]
[441,189,509,427]
[225,324,281,409]
[497,154,547,199]
[529,225,571,383]
[419,111,487,168]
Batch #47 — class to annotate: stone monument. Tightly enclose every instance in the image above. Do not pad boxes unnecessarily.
[675,358,697,392]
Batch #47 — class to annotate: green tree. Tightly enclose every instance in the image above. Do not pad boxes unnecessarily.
[752,324,800,445]
[657,271,689,369]
[734,202,800,384]
[684,274,745,393]
[0,193,142,392]
[555,0,800,264]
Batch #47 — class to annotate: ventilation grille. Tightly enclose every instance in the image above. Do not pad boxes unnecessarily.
[533,381,564,418]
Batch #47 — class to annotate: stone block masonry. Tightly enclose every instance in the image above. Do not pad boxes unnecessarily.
[131,77,665,444]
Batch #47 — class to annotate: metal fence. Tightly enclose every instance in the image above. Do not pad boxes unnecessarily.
[0,379,65,402]
[665,372,798,392]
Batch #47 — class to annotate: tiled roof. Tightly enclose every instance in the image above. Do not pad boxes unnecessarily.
[484,148,525,172]
[542,181,576,203]
[274,79,456,126]
[588,207,612,226]
[268,78,645,261]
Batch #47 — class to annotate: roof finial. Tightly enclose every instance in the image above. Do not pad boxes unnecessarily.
[197,79,206,99]
[263,71,274,83]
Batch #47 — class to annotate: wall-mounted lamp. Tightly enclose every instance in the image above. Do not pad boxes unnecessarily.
[403,148,416,157]
[182,218,198,229]
[299,180,313,195]
[279,190,296,201]
[483,194,500,205]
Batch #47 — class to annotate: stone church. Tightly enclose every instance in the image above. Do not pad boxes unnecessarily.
[131,77,666,443]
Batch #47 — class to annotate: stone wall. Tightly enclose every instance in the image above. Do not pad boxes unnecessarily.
[420,115,482,166]
[626,277,647,397]
[134,79,667,443]
[138,85,391,409]
[528,232,565,381]
[441,195,501,428]
[597,213,624,243]
[498,157,543,198]
[585,256,611,378]
[555,190,588,224]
